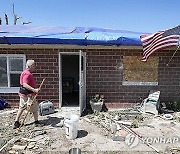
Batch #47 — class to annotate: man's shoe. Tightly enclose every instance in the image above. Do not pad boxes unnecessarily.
[13,121,20,129]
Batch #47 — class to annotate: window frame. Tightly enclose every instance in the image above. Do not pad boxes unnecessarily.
[0,54,26,93]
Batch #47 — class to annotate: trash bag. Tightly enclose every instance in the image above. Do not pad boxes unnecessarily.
[0,96,8,110]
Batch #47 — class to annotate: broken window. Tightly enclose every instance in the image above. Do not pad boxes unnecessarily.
[122,56,159,85]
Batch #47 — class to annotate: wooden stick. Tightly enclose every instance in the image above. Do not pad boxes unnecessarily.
[119,123,159,153]
[17,78,46,131]
[0,137,16,152]
[111,116,159,153]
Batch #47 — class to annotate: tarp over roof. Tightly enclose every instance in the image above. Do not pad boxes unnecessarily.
[0,25,144,46]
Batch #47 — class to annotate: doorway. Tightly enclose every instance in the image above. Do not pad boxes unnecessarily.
[61,55,79,107]
[59,51,86,115]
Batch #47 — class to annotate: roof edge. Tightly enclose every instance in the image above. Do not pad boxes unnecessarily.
[0,44,143,50]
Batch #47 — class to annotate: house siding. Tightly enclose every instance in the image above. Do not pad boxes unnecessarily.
[0,47,180,109]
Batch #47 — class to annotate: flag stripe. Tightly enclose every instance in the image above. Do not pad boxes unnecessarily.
[143,35,179,49]
[143,38,179,58]
[143,42,178,61]
[141,32,162,43]
[142,32,163,47]
[140,25,180,62]
[143,36,180,57]
[142,43,178,61]
[143,33,163,51]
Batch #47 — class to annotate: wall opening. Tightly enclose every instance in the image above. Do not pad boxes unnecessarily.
[61,55,79,107]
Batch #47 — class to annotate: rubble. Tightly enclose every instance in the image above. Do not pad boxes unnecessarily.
[0,108,179,153]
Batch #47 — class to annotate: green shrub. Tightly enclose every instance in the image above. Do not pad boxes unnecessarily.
[165,100,180,112]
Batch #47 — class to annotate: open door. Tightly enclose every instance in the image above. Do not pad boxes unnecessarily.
[79,50,86,116]
[59,51,86,115]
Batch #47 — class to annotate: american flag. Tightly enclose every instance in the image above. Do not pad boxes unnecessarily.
[140,25,180,62]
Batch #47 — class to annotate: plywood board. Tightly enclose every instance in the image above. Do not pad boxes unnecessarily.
[123,56,158,82]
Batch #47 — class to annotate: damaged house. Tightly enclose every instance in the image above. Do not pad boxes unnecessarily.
[0,25,179,115]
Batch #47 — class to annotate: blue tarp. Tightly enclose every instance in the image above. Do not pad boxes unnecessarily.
[0,25,144,46]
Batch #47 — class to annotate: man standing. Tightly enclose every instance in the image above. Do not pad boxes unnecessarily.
[13,60,40,129]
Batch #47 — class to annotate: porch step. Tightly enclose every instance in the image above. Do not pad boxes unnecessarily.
[59,107,80,116]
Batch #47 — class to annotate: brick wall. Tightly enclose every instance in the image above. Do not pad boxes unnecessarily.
[0,47,180,109]
[86,48,180,108]
[0,48,59,107]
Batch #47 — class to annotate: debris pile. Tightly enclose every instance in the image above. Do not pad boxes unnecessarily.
[0,106,180,153]
[83,106,180,153]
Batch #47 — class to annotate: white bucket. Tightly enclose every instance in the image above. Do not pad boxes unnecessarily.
[64,114,79,140]
[69,148,81,154]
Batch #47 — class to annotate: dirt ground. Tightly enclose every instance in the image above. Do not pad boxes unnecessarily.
[0,108,180,154]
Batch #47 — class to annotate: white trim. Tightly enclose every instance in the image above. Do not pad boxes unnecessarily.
[58,53,62,108]
[0,87,19,93]
[0,54,26,58]
[7,57,10,87]
[79,50,87,116]
[122,81,158,86]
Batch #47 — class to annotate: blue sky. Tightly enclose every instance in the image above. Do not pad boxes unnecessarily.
[0,0,179,33]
